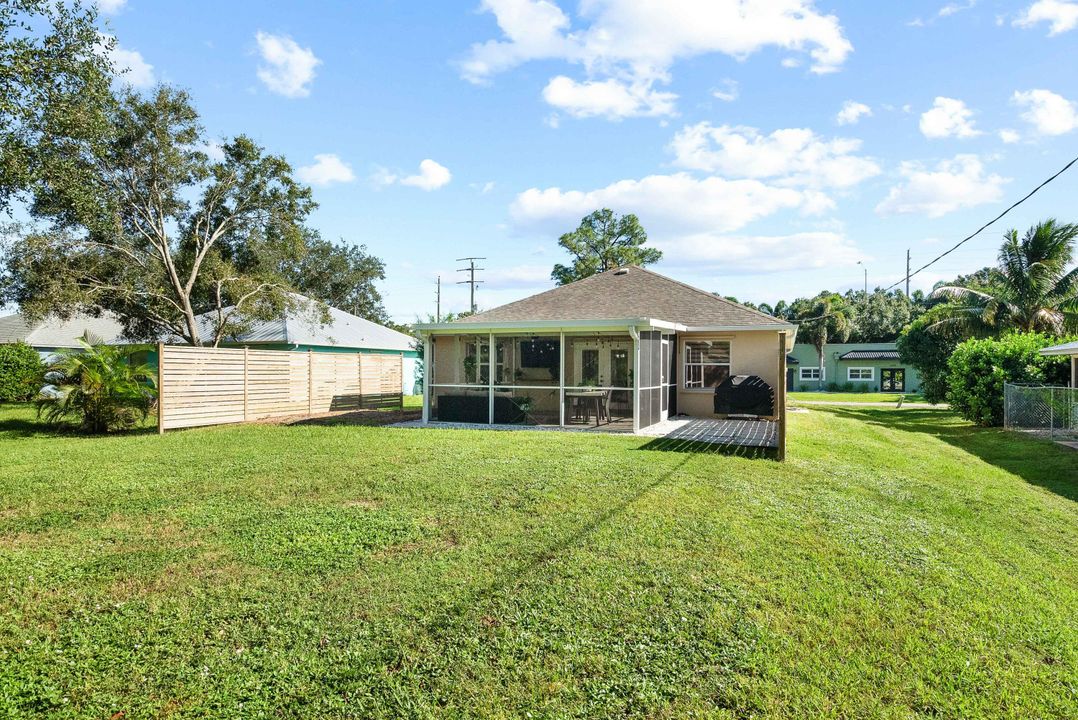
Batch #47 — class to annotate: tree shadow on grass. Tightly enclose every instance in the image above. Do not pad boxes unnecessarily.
[812,406,1078,503]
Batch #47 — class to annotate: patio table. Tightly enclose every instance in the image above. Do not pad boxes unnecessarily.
[565,389,607,427]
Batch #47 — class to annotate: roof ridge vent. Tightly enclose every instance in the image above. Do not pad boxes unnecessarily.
[612,268,629,276]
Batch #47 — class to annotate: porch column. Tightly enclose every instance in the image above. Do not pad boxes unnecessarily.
[421,336,430,423]
[1072,356,1076,388]
[558,331,566,426]
[488,332,494,425]
[777,331,787,462]
[632,328,641,433]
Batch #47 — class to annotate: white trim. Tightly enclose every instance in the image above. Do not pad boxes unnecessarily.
[630,326,640,433]
[422,337,430,423]
[847,367,874,381]
[799,366,825,382]
[1040,341,1078,356]
[416,318,797,335]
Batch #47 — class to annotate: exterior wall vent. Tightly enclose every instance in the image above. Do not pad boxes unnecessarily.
[613,268,629,276]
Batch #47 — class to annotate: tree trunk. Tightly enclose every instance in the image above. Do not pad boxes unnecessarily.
[818,347,825,388]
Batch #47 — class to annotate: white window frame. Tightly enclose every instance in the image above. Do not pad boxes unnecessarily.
[681,338,732,392]
[847,367,875,381]
[799,367,825,381]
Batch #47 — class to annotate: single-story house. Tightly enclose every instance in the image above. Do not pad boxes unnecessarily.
[789,342,921,393]
[0,311,128,359]
[1040,340,1078,387]
[415,266,797,435]
[198,293,419,394]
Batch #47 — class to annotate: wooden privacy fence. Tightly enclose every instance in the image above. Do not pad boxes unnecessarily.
[158,344,403,431]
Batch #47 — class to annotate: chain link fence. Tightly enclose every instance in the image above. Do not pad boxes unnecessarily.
[1004,383,1078,440]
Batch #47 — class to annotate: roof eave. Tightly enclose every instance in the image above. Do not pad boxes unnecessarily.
[416,318,683,334]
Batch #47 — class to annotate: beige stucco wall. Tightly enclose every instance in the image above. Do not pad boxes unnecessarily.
[676,329,785,418]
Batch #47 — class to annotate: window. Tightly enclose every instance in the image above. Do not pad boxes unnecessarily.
[847,367,874,381]
[683,340,731,389]
[799,367,824,381]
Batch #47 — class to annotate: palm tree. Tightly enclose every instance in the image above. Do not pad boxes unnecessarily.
[791,292,854,386]
[931,219,1078,336]
[37,333,157,433]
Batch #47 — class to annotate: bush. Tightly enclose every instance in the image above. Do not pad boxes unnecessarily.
[897,316,962,404]
[0,342,45,401]
[946,332,1075,426]
[37,337,157,433]
[825,382,839,392]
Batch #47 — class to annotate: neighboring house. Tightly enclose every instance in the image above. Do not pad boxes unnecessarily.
[1040,340,1078,387]
[788,342,921,393]
[197,294,419,395]
[0,311,129,359]
[415,266,797,432]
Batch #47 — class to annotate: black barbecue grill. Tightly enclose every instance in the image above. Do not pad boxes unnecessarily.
[714,375,774,416]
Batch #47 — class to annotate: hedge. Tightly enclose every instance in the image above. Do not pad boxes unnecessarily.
[0,342,45,402]
[946,332,1075,427]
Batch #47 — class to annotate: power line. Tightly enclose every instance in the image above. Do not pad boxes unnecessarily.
[885,153,1078,292]
[456,257,485,314]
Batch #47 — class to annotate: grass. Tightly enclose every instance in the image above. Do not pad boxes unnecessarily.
[1,403,1076,718]
[790,391,928,404]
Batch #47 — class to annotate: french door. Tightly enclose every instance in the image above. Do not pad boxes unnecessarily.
[881,368,905,392]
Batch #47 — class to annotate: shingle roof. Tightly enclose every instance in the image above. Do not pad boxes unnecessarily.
[0,311,129,348]
[837,350,900,361]
[197,293,414,352]
[456,267,790,328]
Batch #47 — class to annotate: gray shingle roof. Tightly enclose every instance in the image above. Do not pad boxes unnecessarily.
[456,267,789,328]
[0,311,129,348]
[837,350,900,361]
[1041,340,1078,356]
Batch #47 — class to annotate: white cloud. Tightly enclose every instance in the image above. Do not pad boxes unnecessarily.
[255,31,321,98]
[377,159,452,191]
[510,172,855,273]
[1014,1,1078,35]
[1012,88,1078,135]
[939,1,977,17]
[919,97,981,138]
[712,79,739,102]
[836,100,871,125]
[541,76,677,119]
[99,35,155,88]
[875,155,1008,218]
[461,0,853,118]
[511,173,831,236]
[668,123,881,189]
[297,154,355,186]
[998,128,1021,143]
[655,231,863,273]
[96,0,127,13]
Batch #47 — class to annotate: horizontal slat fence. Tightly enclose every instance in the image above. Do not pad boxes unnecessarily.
[158,344,402,431]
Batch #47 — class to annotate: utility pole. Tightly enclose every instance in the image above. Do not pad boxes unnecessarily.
[857,260,867,295]
[435,276,441,322]
[456,257,486,314]
[905,249,911,298]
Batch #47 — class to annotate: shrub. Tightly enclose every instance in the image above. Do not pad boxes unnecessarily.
[0,342,45,401]
[946,332,1075,427]
[37,336,158,433]
[897,316,962,404]
[841,382,855,392]
[825,382,839,392]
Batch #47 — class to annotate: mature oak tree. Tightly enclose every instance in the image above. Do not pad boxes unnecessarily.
[1,0,114,212]
[551,208,661,285]
[3,86,318,346]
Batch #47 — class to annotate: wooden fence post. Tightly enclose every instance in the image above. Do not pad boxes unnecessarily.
[157,342,165,434]
[243,347,249,422]
[777,331,787,462]
[308,349,314,416]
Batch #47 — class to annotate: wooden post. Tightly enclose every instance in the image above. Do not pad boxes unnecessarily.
[157,342,165,434]
[307,349,314,416]
[243,347,249,422]
[777,331,787,461]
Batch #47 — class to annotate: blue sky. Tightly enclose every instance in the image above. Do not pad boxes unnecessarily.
[96,0,1078,322]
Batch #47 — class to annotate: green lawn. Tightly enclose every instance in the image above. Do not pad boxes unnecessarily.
[1,403,1076,718]
[790,391,928,404]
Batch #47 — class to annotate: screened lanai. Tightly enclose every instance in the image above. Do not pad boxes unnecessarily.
[421,325,673,432]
